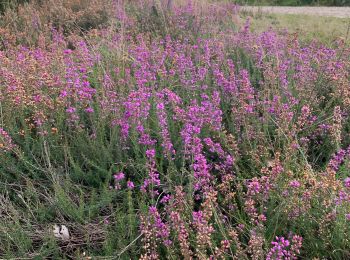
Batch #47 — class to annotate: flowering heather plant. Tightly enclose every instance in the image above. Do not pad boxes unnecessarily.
[266,235,302,260]
[1,0,350,259]
[0,128,16,152]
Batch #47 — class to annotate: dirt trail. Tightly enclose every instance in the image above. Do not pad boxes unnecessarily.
[241,6,350,18]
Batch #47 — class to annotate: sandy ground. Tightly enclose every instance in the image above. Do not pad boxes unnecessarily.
[241,6,350,18]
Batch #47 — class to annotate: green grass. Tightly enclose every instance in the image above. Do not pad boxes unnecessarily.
[235,0,350,6]
[240,11,350,45]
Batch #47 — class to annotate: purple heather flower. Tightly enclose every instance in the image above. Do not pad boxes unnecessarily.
[114,172,125,181]
[85,107,94,113]
[66,107,76,113]
[289,180,301,188]
[160,194,171,204]
[344,177,350,188]
[146,149,156,158]
[127,180,135,189]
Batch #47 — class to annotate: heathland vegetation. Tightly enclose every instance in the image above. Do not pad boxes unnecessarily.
[0,0,350,258]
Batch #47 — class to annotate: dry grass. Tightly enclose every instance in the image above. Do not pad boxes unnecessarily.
[0,0,113,46]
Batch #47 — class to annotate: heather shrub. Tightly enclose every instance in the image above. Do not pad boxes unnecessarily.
[0,0,113,46]
[0,0,350,258]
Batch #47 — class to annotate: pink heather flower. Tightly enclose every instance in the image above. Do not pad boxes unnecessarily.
[267,235,302,260]
[66,107,76,113]
[289,180,301,188]
[63,49,73,55]
[156,99,175,157]
[146,149,156,158]
[245,104,254,113]
[33,94,41,103]
[160,194,171,204]
[60,90,68,98]
[247,178,261,195]
[85,107,94,113]
[127,180,135,189]
[328,149,347,171]
[266,236,290,260]
[147,206,171,246]
[344,177,350,188]
[346,214,350,221]
[335,190,348,205]
[0,128,16,152]
[156,102,165,110]
[291,142,300,149]
[149,206,157,214]
[114,172,125,181]
[258,214,267,222]
[192,211,204,222]
[301,105,310,114]
[290,234,303,256]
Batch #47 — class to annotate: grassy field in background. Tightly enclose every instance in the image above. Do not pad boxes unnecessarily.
[240,10,350,45]
[236,0,350,6]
